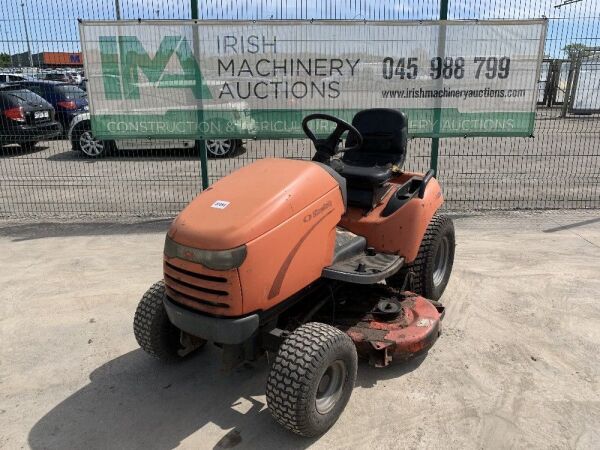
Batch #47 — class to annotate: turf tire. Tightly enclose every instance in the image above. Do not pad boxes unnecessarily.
[387,213,455,300]
[266,322,357,437]
[134,280,195,362]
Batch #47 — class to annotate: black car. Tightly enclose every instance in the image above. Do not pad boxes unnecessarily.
[0,84,61,149]
[17,80,88,134]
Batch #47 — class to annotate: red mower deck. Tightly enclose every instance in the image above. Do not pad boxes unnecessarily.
[344,292,443,367]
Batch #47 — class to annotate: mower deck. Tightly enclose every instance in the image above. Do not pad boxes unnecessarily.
[321,285,444,367]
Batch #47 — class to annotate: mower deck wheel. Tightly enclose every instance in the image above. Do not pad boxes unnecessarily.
[133,280,206,362]
[266,322,357,437]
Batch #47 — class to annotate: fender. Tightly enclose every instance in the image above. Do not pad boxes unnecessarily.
[67,112,91,141]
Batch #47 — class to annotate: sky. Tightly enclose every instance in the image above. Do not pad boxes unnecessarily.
[1,0,599,59]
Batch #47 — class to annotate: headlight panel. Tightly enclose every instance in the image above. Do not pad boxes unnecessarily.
[164,235,247,271]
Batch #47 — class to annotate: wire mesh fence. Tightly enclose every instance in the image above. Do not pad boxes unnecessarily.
[0,0,599,217]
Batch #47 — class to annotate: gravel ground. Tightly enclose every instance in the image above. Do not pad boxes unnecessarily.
[0,210,599,449]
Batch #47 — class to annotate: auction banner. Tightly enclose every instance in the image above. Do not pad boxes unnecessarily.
[80,19,547,139]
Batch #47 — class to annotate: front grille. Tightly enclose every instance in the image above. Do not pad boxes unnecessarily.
[163,259,233,311]
[164,273,228,296]
[164,261,226,283]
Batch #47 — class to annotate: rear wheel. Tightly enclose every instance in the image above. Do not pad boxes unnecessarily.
[133,281,206,362]
[266,322,357,437]
[387,213,455,300]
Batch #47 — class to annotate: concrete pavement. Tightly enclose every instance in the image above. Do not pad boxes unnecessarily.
[0,210,599,449]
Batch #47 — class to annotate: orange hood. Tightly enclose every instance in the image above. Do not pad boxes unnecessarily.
[168,158,342,250]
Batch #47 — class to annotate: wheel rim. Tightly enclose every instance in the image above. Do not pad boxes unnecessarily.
[315,360,346,415]
[433,236,449,287]
[79,131,104,156]
[205,139,231,156]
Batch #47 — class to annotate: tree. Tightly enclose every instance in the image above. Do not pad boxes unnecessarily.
[0,53,11,67]
[562,43,590,60]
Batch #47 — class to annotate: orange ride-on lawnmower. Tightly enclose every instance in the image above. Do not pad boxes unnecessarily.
[134,108,455,437]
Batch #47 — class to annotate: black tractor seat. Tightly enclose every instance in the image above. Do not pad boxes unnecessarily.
[330,159,393,187]
[332,109,409,208]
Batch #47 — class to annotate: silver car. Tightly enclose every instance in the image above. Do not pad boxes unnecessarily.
[67,113,242,158]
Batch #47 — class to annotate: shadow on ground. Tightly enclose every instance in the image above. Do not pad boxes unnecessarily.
[0,211,474,243]
[543,216,600,233]
[0,144,49,158]
[28,347,423,450]
[0,219,173,241]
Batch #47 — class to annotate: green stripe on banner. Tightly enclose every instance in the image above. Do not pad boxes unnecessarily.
[91,108,535,139]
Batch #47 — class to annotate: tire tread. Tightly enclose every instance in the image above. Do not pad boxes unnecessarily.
[133,280,181,362]
[387,213,454,300]
[266,322,356,437]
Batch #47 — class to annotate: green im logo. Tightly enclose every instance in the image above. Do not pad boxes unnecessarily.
[99,35,212,100]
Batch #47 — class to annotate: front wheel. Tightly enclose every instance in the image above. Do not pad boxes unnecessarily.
[71,122,113,158]
[266,322,357,437]
[133,281,206,362]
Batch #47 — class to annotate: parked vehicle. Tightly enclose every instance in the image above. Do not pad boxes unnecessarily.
[66,71,83,84]
[16,81,88,134]
[0,84,61,149]
[0,73,30,83]
[67,113,242,158]
[40,72,75,83]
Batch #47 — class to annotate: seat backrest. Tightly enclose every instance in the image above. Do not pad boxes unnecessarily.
[343,109,408,167]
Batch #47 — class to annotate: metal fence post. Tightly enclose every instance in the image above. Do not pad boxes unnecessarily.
[191,0,209,189]
[430,0,449,174]
[561,59,575,117]
[114,0,121,20]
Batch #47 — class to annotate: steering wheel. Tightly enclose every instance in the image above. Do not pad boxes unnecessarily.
[302,113,363,163]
